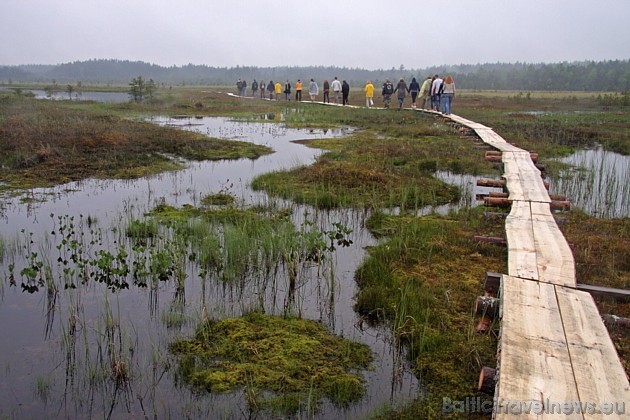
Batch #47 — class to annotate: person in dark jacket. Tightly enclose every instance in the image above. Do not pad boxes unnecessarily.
[381,79,394,108]
[251,80,259,98]
[341,80,350,105]
[267,81,274,100]
[393,78,408,110]
[408,77,420,108]
[323,80,330,103]
[284,80,291,101]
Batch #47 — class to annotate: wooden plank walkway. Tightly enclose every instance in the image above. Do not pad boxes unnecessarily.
[227,94,629,416]
[434,111,629,418]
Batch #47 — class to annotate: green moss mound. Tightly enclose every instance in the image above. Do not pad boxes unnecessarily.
[170,312,372,415]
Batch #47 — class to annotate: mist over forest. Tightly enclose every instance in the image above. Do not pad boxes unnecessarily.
[1,59,628,91]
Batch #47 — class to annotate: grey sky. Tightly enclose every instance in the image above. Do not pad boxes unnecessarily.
[1,0,629,69]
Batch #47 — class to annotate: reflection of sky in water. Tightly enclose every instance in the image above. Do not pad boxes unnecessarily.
[29,89,130,102]
[550,148,629,218]
[0,117,418,419]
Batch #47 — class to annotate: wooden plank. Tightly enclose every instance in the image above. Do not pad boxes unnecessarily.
[496,276,581,419]
[505,201,538,280]
[531,202,576,286]
[555,286,630,417]
[514,153,551,203]
[576,284,630,302]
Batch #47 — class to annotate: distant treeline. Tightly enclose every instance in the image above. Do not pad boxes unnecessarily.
[1,59,628,91]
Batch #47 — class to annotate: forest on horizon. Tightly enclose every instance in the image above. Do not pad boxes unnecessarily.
[1,59,629,91]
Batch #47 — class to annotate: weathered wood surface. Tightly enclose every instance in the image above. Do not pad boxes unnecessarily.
[530,202,576,287]
[505,201,538,280]
[555,287,630,411]
[577,284,630,302]
[496,276,581,419]
[429,110,630,419]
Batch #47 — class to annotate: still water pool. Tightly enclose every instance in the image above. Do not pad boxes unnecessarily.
[0,117,418,419]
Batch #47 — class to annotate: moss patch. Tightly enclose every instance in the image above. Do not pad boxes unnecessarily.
[170,312,372,415]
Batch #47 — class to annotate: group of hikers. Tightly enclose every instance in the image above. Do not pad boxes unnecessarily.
[236,77,351,105]
[364,74,456,114]
[235,73,455,114]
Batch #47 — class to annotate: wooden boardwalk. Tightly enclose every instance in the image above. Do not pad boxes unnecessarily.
[227,93,629,416]
[441,112,629,418]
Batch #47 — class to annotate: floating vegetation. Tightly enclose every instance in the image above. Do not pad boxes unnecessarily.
[170,312,372,416]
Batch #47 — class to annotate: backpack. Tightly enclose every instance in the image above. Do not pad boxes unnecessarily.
[383,82,393,95]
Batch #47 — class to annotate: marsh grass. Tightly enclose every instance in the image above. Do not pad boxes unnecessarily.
[248,104,496,211]
[454,93,629,156]
[355,208,507,416]
[0,94,272,189]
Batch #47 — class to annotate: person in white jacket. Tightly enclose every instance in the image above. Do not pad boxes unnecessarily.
[331,77,342,104]
[308,79,319,101]
[431,75,443,111]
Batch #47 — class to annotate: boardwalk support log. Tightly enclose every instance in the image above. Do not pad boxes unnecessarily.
[484,197,512,208]
[478,367,497,394]
[474,235,507,245]
[484,272,502,297]
[475,296,500,319]
[477,179,506,188]
[577,284,630,303]
[476,315,494,334]
[602,314,630,329]
[550,200,571,211]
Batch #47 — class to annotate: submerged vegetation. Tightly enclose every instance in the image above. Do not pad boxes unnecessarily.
[170,312,372,416]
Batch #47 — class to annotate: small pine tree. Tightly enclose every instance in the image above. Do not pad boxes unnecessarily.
[128,76,145,102]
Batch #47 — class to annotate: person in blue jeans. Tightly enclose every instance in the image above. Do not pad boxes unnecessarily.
[441,75,455,115]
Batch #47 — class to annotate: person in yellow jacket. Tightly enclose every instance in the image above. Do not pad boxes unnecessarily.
[419,76,432,109]
[295,80,303,101]
[364,81,374,108]
[275,81,282,100]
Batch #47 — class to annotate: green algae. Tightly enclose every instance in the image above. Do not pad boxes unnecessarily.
[170,312,372,415]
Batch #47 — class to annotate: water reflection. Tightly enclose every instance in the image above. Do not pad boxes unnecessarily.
[0,117,418,419]
[550,147,629,218]
[29,89,129,102]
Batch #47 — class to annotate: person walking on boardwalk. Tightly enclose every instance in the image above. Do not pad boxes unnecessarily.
[331,77,342,103]
[251,80,258,98]
[441,75,456,115]
[342,80,350,105]
[322,80,330,103]
[236,79,242,95]
[408,77,420,108]
[381,79,394,108]
[431,74,443,111]
[275,81,282,100]
[259,80,266,98]
[365,80,374,108]
[267,80,275,100]
[284,80,292,101]
[420,76,432,109]
[308,79,319,101]
[393,77,409,110]
[241,79,247,97]
[295,79,303,101]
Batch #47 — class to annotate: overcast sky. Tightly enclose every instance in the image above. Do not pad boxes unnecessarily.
[1,0,629,69]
